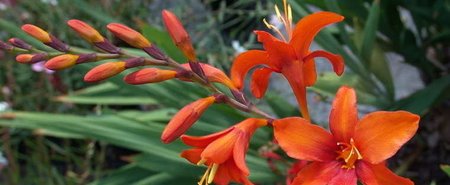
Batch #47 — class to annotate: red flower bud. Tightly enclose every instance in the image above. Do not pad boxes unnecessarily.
[84,61,126,82]
[21,24,51,43]
[45,54,79,70]
[107,23,151,49]
[161,96,216,143]
[161,10,197,61]
[124,68,177,85]
[67,19,104,43]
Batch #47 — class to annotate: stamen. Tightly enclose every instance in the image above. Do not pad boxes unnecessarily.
[197,159,206,166]
[207,164,219,184]
[198,165,212,185]
[263,18,287,42]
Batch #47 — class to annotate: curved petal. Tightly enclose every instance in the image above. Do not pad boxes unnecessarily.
[214,159,254,185]
[233,133,250,175]
[230,50,270,89]
[356,161,414,185]
[354,111,420,164]
[329,86,358,143]
[255,31,296,70]
[303,57,317,86]
[328,168,357,185]
[290,11,344,56]
[273,117,338,162]
[303,50,344,76]
[180,148,203,164]
[291,161,340,185]
[250,67,273,98]
[282,61,310,120]
[201,130,239,164]
[180,126,234,148]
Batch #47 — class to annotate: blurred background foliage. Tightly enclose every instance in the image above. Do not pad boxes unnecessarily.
[0,0,449,184]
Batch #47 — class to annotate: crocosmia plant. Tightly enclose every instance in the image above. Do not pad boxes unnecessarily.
[0,0,422,184]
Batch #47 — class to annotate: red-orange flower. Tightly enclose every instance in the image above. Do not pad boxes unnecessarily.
[180,118,267,185]
[45,54,79,70]
[179,63,237,90]
[161,96,217,143]
[230,0,344,120]
[273,86,420,185]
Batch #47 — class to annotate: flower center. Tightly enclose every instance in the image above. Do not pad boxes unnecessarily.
[197,159,219,185]
[336,138,362,169]
[263,0,293,42]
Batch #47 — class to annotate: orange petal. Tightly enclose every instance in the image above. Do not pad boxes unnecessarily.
[255,30,295,69]
[107,23,151,49]
[180,63,237,90]
[303,57,317,86]
[124,68,177,85]
[356,161,414,185]
[214,159,254,185]
[161,96,216,143]
[328,168,357,185]
[233,133,249,175]
[250,67,273,99]
[67,19,104,43]
[84,62,126,82]
[303,50,344,76]
[354,111,420,164]
[329,86,358,143]
[273,117,338,162]
[180,148,203,164]
[21,24,51,43]
[180,127,234,148]
[201,129,239,164]
[290,11,344,57]
[230,50,271,89]
[291,161,340,185]
[282,61,310,120]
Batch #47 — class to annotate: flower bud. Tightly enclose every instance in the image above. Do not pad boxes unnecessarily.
[107,23,151,49]
[84,61,126,82]
[124,68,177,85]
[21,24,51,43]
[15,53,47,64]
[67,19,104,43]
[0,41,14,51]
[21,24,69,52]
[161,96,216,143]
[45,54,79,70]
[162,10,196,61]
[8,38,32,50]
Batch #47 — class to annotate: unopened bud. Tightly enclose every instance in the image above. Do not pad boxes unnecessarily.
[8,38,32,50]
[162,10,197,61]
[107,23,151,49]
[161,96,216,143]
[16,53,47,64]
[45,54,79,70]
[21,24,51,43]
[21,24,69,52]
[0,41,14,51]
[124,68,176,85]
[84,61,126,82]
[67,19,104,43]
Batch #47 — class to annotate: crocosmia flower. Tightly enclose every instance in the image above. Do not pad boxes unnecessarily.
[230,0,344,120]
[273,86,420,185]
[180,118,267,185]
